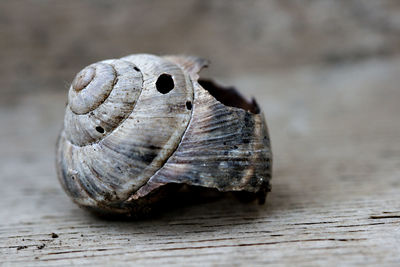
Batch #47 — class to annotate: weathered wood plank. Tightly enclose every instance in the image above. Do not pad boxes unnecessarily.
[1,57,400,266]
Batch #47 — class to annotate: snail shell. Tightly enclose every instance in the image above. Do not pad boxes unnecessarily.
[56,54,272,215]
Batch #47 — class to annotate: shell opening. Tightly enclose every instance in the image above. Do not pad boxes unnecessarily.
[198,79,260,114]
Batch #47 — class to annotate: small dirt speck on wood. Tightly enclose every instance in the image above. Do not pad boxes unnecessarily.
[37,244,45,249]
[17,246,28,250]
[51,233,58,238]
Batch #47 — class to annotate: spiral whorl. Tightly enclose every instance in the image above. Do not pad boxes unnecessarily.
[57,54,194,210]
[64,59,143,146]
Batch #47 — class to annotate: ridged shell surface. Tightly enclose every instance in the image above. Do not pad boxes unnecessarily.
[57,54,272,214]
[57,54,194,212]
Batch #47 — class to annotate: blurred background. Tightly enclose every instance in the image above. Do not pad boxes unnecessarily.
[1,0,400,97]
[1,1,400,264]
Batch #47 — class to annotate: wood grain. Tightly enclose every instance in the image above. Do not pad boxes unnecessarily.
[1,57,400,266]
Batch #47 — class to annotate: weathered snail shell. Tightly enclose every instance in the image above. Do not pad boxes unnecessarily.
[56,54,272,215]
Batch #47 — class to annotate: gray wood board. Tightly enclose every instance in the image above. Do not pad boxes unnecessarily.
[1,57,400,266]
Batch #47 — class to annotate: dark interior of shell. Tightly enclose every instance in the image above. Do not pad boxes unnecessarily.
[56,54,272,216]
[198,80,260,114]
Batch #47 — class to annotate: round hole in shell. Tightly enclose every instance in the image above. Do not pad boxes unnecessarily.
[95,126,105,134]
[156,74,174,94]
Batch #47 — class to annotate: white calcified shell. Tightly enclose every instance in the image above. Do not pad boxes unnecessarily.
[56,54,272,215]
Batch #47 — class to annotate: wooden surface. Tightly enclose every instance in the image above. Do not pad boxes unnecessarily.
[1,57,400,266]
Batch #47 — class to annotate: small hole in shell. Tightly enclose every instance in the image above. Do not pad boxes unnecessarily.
[186,101,192,110]
[156,74,174,94]
[95,126,105,134]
